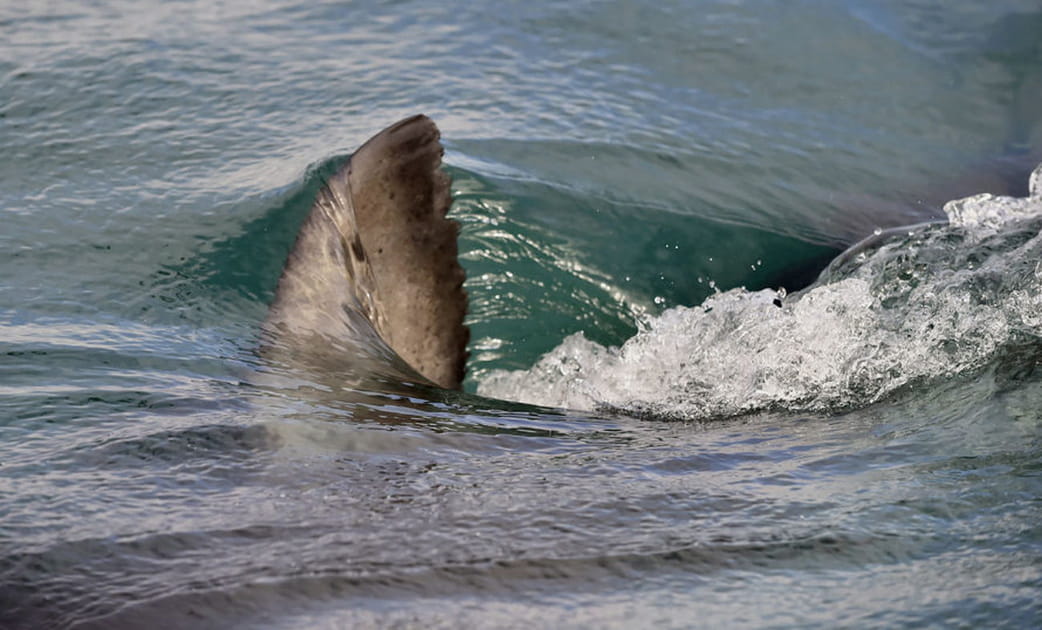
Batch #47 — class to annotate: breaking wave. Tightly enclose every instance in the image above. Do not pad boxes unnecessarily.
[479,164,1042,420]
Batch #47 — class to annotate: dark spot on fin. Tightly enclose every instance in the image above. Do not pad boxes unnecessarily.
[350,234,365,262]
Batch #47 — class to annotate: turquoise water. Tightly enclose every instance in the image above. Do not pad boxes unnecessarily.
[2,1,1042,628]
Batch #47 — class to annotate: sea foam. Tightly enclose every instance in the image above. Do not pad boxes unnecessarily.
[479,163,1042,419]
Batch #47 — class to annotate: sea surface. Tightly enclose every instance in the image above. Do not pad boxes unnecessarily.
[2,1,1042,628]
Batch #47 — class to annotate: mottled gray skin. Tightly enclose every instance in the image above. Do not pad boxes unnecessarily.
[265,115,468,390]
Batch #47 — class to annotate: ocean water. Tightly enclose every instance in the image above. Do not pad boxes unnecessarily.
[2,1,1042,628]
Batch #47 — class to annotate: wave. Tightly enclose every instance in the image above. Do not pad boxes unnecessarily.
[479,163,1042,420]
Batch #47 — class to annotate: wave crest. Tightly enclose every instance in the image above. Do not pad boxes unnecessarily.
[479,164,1042,420]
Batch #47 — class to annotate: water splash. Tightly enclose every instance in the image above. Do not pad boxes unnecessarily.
[479,164,1042,420]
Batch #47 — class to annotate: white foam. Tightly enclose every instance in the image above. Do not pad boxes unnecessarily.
[940,162,1042,237]
[479,164,1042,419]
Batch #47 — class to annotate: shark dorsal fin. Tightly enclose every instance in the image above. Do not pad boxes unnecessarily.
[266,115,468,389]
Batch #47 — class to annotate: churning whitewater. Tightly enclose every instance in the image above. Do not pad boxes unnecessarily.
[480,164,1042,420]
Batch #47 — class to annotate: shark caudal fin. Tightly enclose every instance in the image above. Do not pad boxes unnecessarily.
[265,115,469,390]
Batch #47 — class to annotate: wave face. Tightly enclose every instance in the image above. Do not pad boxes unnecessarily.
[480,165,1042,419]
